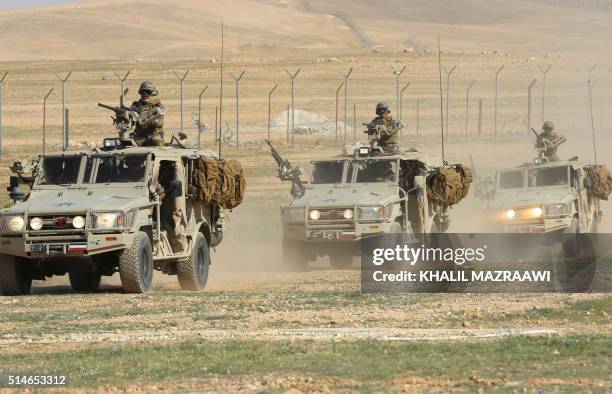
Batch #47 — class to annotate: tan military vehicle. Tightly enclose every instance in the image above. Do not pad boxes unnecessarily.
[0,100,244,295]
[267,140,472,269]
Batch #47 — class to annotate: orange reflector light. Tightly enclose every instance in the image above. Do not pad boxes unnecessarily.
[2,240,10,245]
[106,236,117,241]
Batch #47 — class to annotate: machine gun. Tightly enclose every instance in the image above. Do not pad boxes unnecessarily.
[362,119,403,151]
[265,139,306,198]
[531,128,566,161]
[98,89,138,141]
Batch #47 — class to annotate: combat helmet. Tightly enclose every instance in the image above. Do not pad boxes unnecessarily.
[138,81,158,97]
[542,121,555,132]
[376,102,390,116]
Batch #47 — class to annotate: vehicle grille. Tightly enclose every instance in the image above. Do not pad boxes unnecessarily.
[29,214,84,231]
[309,207,353,223]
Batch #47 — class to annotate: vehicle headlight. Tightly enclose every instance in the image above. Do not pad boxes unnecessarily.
[343,209,354,220]
[7,215,24,232]
[358,206,385,221]
[282,207,305,223]
[72,215,85,229]
[92,211,129,229]
[504,209,516,220]
[309,209,321,221]
[546,203,569,218]
[531,207,543,218]
[29,217,43,231]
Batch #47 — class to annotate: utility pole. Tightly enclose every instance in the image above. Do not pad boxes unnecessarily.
[43,88,55,154]
[392,66,406,117]
[587,75,598,164]
[527,78,537,136]
[55,72,72,150]
[538,65,551,124]
[267,83,278,141]
[113,71,131,103]
[490,65,504,139]
[442,65,457,137]
[230,71,245,150]
[173,70,190,134]
[465,80,475,138]
[197,85,208,148]
[343,67,353,143]
[0,73,6,159]
[284,68,301,146]
[335,80,344,142]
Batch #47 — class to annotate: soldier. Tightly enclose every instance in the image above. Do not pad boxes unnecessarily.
[539,121,561,161]
[130,81,165,146]
[364,102,403,153]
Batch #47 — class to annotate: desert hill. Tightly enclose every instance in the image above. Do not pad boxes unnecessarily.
[0,0,610,60]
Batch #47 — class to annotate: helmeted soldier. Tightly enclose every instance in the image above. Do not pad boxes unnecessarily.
[130,81,165,146]
[537,121,562,161]
[364,102,403,152]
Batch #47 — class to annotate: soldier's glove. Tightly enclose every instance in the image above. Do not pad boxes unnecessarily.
[178,132,188,140]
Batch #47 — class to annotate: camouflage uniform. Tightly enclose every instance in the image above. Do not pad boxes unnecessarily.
[365,116,403,153]
[540,121,560,161]
[130,97,165,147]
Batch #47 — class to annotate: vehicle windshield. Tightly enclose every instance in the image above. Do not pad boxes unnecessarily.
[311,160,346,184]
[528,166,568,187]
[94,155,148,183]
[38,156,82,185]
[499,170,524,189]
[351,159,397,183]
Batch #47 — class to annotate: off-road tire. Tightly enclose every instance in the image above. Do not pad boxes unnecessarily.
[118,232,154,293]
[177,232,210,291]
[68,272,102,293]
[0,255,32,296]
[282,237,309,271]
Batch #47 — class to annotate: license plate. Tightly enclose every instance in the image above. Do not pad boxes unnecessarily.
[30,244,47,253]
[320,231,340,240]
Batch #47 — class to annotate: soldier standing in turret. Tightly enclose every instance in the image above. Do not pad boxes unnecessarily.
[539,121,562,161]
[130,81,165,146]
[364,102,403,153]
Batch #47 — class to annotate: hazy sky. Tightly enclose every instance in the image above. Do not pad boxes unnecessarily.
[0,0,78,11]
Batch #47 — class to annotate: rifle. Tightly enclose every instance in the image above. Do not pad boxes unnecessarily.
[98,88,140,141]
[265,139,305,198]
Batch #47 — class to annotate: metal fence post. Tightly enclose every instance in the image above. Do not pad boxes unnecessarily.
[416,99,420,137]
[527,78,537,135]
[335,80,344,142]
[113,71,131,103]
[478,99,483,136]
[400,82,410,125]
[442,65,457,137]
[43,88,55,154]
[267,83,278,141]
[490,66,504,139]
[465,80,475,138]
[538,65,551,123]
[198,85,208,148]
[56,72,72,150]
[392,66,406,116]
[230,71,245,150]
[215,106,219,142]
[343,68,353,143]
[286,104,290,144]
[65,108,70,147]
[173,70,190,134]
[285,68,301,146]
[0,73,6,159]
[353,102,357,142]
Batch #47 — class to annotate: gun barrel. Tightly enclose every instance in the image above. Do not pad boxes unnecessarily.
[98,103,118,112]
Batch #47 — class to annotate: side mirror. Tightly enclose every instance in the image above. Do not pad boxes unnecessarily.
[7,176,25,202]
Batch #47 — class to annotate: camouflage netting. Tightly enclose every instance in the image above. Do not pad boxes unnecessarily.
[584,165,612,200]
[190,158,245,209]
[426,164,473,207]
